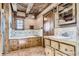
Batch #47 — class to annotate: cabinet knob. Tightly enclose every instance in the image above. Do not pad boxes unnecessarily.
[48,52,49,54]
[65,48,68,51]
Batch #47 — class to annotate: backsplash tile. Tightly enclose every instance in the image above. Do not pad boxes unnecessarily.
[9,29,43,39]
[54,27,77,39]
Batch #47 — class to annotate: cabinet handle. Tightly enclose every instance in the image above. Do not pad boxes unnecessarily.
[65,48,68,51]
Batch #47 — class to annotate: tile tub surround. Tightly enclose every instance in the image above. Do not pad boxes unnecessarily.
[9,29,43,39]
[4,46,45,56]
[54,27,77,40]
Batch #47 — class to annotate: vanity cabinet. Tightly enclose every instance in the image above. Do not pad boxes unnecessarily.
[44,38,76,56]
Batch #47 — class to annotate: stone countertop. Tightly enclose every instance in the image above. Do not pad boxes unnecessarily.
[44,36,77,46]
[9,36,42,40]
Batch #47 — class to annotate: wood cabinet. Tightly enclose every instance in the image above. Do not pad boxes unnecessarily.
[27,37,42,47]
[51,48,55,56]
[55,50,68,56]
[19,40,26,49]
[51,40,59,49]
[9,37,42,51]
[44,38,76,56]
[44,39,50,46]
[45,46,55,56]
[10,40,19,51]
[45,46,52,56]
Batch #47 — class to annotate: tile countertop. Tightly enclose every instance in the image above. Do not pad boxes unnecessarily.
[44,36,77,46]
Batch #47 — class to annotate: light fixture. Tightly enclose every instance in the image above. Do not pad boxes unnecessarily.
[28,14,35,19]
[44,17,48,21]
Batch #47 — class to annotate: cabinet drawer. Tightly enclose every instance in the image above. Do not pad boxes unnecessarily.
[45,39,50,46]
[45,46,52,56]
[60,43,75,56]
[55,50,68,56]
[51,41,59,49]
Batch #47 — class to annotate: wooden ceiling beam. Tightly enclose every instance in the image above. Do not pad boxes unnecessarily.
[26,3,34,14]
[12,3,17,12]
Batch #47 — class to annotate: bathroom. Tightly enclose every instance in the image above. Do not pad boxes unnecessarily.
[0,3,79,56]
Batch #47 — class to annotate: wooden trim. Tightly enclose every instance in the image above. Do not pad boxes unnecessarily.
[43,10,55,36]
[2,3,4,9]
[43,16,45,47]
[43,8,53,17]
[17,10,25,13]
[38,3,51,16]
[15,16,25,19]
[10,3,14,12]
[55,49,69,56]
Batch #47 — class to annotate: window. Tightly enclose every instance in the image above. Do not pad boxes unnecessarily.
[16,20,24,30]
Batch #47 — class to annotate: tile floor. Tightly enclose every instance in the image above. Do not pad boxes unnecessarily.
[5,46,45,56]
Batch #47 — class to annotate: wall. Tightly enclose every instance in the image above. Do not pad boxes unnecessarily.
[36,15,43,29]
[37,4,57,29]
[76,3,79,56]
[24,17,38,29]
[37,3,77,32]
[0,3,2,55]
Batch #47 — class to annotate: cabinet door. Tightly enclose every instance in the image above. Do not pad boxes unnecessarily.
[51,40,59,49]
[45,46,52,56]
[28,38,32,47]
[27,37,42,47]
[55,50,68,56]
[19,40,26,49]
[45,39,50,46]
[51,48,55,56]
[37,39,42,46]
[10,40,19,51]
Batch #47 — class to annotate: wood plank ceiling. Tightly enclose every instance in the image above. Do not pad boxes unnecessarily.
[12,3,51,19]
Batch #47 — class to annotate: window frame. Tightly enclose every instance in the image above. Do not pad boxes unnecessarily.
[16,19,24,30]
